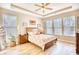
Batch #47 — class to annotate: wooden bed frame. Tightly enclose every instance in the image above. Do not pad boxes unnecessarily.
[26,27,57,51]
[44,38,57,51]
[28,38,57,51]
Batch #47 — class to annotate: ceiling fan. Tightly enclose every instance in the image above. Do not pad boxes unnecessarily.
[34,3,53,14]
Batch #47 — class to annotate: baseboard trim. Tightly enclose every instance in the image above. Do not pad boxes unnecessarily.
[58,39,76,45]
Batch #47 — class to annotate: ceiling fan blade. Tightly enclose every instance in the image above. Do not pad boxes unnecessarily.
[34,4,42,8]
[35,8,41,11]
[45,3,50,6]
[45,7,53,10]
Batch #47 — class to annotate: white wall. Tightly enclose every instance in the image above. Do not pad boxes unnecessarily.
[17,13,42,35]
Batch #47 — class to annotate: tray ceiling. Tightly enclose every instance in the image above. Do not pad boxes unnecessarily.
[1,3,79,18]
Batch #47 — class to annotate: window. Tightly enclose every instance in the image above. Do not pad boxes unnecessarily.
[45,20,54,35]
[63,16,75,36]
[54,18,62,35]
[3,14,17,43]
[44,16,76,36]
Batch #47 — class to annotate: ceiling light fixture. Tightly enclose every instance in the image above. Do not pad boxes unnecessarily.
[34,3,53,15]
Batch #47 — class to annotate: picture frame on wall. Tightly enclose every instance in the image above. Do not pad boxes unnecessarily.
[30,20,36,25]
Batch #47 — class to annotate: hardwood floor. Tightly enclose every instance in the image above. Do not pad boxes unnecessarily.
[0,41,76,55]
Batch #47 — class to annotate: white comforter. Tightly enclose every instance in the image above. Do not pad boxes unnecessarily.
[28,34,56,50]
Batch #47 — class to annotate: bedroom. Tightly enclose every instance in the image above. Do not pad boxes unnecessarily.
[0,3,79,55]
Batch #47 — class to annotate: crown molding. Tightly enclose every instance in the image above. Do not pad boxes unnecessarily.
[11,4,75,18]
[11,4,43,17]
[43,6,72,16]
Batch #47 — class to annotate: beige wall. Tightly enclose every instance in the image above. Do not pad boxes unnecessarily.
[17,13,42,35]
[42,10,79,44]
[0,13,3,26]
[77,16,79,31]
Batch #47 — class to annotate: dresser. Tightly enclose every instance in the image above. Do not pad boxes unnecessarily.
[19,33,28,44]
[76,16,79,54]
[76,33,79,54]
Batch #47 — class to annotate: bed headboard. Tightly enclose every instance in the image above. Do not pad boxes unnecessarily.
[26,27,37,32]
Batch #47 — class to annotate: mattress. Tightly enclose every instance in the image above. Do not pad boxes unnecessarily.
[28,34,57,50]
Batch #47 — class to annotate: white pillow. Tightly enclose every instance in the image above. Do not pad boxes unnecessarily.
[32,29,38,34]
[28,32,34,35]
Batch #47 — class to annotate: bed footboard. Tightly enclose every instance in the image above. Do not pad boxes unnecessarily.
[44,38,57,51]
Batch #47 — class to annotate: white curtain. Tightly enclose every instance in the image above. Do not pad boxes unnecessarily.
[0,26,7,50]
